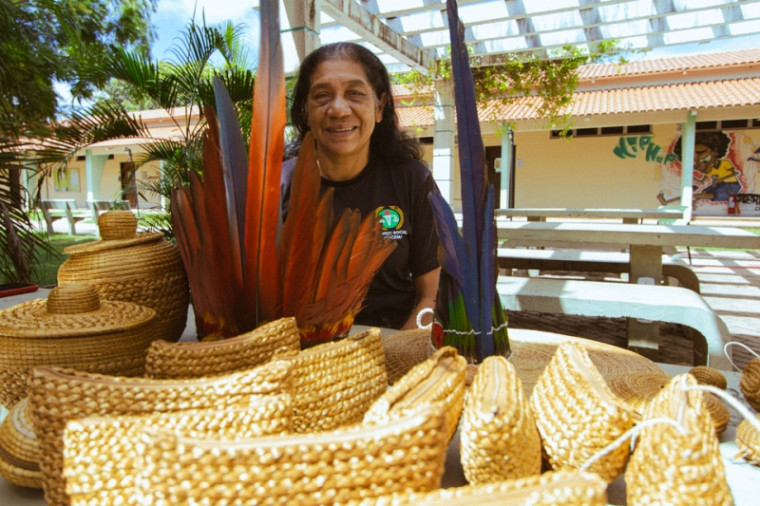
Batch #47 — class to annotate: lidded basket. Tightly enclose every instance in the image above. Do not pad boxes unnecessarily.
[0,284,157,408]
[57,210,189,343]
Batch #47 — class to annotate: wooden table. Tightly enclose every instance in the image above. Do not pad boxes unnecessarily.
[494,207,684,224]
[497,221,760,352]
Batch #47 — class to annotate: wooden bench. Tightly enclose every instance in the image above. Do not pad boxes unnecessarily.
[497,276,732,369]
[497,247,700,293]
[40,199,88,235]
[87,199,130,220]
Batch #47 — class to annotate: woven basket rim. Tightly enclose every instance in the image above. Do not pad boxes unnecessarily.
[63,231,163,255]
[0,398,41,483]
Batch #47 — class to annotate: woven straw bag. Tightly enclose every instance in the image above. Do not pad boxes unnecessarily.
[740,357,760,411]
[27,359,292,506]
[359,470,608,506]
[382,327,436,384]
[136,403,448,505]
[284,327,387,433]
[57,210,189,343]
[460,355,541,484]
[145,316,301,379]
[736,414,760,466]
[62,395,292,506]
[625,374,732,505]
[0,284,156,408]
[363,345,467,442]
[0,397,41,488]
[529,341,635,483]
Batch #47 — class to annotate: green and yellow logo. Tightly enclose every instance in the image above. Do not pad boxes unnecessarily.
[375,206,404,230]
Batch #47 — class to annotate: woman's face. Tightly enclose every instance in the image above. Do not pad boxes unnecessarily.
[694,143,717,174]
[305,58,385,166]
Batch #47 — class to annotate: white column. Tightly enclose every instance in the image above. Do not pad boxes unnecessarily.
[680,111,697,222]
[432,78,456,207]
[500,127,513,208]
[282,0,321,65]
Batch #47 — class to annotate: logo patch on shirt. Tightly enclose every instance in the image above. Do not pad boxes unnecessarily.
[375,206,407,240]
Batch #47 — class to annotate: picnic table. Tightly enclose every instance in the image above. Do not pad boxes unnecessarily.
[494,207,684,224]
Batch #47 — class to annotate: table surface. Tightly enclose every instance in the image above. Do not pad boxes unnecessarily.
[495,207,683,220]
[496,221,760,249]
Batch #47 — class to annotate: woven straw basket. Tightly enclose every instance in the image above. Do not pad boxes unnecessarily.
[689,365,728,389]
[28,359,292,506]
[145,316,301,379]
[136,403,449,505]
[382,327,436,384]
[62,396,292,506]
[0,284,156,408]
[57,210,189,343]
[625,374,732,505]
[363,346,466,443]
[736,414,760,466]
[284,327,387,433]
[530,341,635,483]
[460,355,541,485]
[0,398,41,488]
[359,470,608,506]
[740,357,760,411]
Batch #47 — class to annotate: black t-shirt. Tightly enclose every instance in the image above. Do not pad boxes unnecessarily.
[282,156,440,328]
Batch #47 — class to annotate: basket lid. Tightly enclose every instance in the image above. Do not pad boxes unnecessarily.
[63,210,163,255]
[0,284,155,339]
[0,398,42,488]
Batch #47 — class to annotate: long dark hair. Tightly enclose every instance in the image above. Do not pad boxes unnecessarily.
[287,42,421,162]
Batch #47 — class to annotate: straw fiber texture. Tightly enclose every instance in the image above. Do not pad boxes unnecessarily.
[57,210,189,343]
[382,327,436,384]
[460,355,541,484]
[27,359,292,506]
[0,284,156,408]
[285,327,387,433]
[530,341,635,483]
[62,395,292,506]
[0,398,42,488]
[625,374,732,506]
[145,316,300,379]
[740,357,760,411]
[356,470,608,506]
[136,404,449,505]
[736,414,760,466]
[363,346,466,442]
[606,372,670,422]
[688,366,728,389]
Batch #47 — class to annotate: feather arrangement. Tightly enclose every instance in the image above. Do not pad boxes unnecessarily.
[171,1,395,345]
[428,0,510,363]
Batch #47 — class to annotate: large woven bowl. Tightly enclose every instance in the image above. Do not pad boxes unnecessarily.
[57,210,189,343]
[0,284,156,408]
[28,359,293,506]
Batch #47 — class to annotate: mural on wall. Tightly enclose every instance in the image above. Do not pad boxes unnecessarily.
[53,167,81,192]
[658,131,759,213]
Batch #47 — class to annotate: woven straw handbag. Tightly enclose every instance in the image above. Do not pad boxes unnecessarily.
[625,374,732,505]
[57,210,189,343]
[0,284,156,408]
[736,414,760,466]
[363,345,467,442]
[529,341,635,483]
[145,316,301,379]
[284,327,387,433]
[382,327,436,384]
[460,355,541,484]
[27,359,292,506]
[0,397,42,488]
[359,470,608,506]
[740,357,760,411]
[136,403,448,505]
[62,395,292,506]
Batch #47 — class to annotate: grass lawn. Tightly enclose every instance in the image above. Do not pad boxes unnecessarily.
[33,234,98,287]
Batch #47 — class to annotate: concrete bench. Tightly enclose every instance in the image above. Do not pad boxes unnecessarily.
[497,276,732,369]
[497,247,700,293]
[40,199,88,235]
[87,199,131,220]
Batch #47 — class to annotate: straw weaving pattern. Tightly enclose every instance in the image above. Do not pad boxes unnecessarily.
[286,327,387,433]
[0,398,41,488]
[363,346,466,442]
[62,395,292,506]
[145,316,301,379]
[58,210,189,343]
[606,373,670,422]
[0,284,157,407]
[136,404,448,505]
[688,366,728,390]
[460,355,541,484]
[736,414,760,466]
[529,342,635,483]
[360,470,608,506]
[27,359,292,506]
[740,358,760,411]
[382,327,436,384]
[625,374,732,505]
